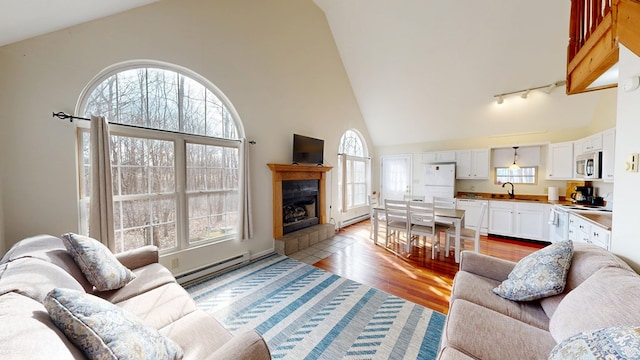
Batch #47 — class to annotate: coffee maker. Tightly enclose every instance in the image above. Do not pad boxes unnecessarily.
[571,186,594,204]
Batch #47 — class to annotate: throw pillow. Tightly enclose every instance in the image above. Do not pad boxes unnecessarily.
[44,288,183,360]
[61,233,135,291]
[549,326,640,360]
[493,240,573,301]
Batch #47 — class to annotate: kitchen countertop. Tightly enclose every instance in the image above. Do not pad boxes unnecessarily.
[456,191,612,230]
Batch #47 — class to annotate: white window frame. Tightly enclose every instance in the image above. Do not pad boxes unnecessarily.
[338,129,371,212]
[75,60,245,255]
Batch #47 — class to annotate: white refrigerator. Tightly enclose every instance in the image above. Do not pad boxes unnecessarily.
[420,163,456,202]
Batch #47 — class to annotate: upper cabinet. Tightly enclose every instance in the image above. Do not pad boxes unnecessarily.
[576,133,603,154]
[421,151,456,164]
[602,128,616,182]
[456,149,489,179]
[547,141,575,180]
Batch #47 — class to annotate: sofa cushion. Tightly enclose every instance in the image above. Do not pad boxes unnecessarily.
[95,263,178,304]
[62,233,136,291]
[450,271,549,330]
[0,258,85,302]
[159,310,233,360]
[549,326,640,360]
[44,287,183,360]
[539,243,633,318]
[442,299,557,360]
[0,292,85,359]
[115,282,198,329]
[493,240,573,301]
[549,267,640,343]
[0,234,94,292]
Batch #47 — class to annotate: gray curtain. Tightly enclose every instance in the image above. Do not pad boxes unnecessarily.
[241,138,253,240]
[89,115,116,251]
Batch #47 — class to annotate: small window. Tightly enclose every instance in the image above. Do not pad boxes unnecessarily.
[495,167,538,185]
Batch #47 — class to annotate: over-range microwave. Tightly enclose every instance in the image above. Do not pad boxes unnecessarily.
[575,151,602,179]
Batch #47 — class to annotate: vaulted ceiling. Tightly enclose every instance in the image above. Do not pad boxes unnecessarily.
[1,0,615,147]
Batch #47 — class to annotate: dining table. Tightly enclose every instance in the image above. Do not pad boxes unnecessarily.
[372,205,466,262]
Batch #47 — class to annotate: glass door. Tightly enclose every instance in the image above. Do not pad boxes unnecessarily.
[380,154,412,202]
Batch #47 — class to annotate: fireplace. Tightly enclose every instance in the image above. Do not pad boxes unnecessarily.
[267,163,332,239]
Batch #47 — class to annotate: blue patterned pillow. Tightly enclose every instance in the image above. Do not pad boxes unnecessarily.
[549,326,640,359]
[44,288,183,360]
[62,233,135,291]
[493,240,573,301]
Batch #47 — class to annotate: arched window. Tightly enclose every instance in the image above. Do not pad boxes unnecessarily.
[338,130,370,211]
[77,62,244,253]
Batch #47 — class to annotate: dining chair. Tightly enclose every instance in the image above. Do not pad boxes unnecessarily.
[384,199,410,250]
[408,201,444,259]
[403,194,425,202]
[445,202,487,257]
[369,194,383,239]
[433,196,456,209]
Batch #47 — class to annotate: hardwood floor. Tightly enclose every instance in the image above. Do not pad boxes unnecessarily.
[313,219,545,314]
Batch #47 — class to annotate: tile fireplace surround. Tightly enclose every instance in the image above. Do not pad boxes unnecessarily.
[267,163,332,239]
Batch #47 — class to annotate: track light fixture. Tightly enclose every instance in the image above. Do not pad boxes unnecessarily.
[494,80,566,104]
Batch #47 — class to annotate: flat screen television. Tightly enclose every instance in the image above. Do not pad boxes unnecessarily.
[292,134,324,165]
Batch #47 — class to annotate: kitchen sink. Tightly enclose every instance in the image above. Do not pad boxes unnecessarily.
[490,194,540,201]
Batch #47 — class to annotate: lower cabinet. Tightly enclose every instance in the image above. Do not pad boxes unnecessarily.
[568,213,610,250]
[488,201,550,241]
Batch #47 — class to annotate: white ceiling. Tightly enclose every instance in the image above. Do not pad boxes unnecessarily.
[0,0,159,47]
[1,0,611,147]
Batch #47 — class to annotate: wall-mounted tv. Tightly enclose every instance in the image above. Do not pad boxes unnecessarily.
[292,134,324,165]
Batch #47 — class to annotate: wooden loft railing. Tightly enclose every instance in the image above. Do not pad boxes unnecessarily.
[567,0,640,95]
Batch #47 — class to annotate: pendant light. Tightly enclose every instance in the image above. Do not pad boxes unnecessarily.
[509,147,520,170]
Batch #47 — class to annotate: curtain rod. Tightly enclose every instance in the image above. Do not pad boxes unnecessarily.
[52,111,256,144]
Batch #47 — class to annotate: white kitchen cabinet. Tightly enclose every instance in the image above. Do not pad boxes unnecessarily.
[568,213,610,250]
[488,200,548,241]
[602,128,615,182]
[455,199,488,235]
[578,133,603,154]
[421,151,456,164]
[456,149,489,179]
[546,141,575,180]
[488,201,515,236]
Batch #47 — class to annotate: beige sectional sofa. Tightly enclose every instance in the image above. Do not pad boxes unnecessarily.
[438,243,640,360]
[0,234,271,359]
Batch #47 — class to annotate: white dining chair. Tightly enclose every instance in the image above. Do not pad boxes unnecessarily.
[433,196,456,209]
[445,203,487,258]
[369,194,383,239]
[384,199,410,250]
[403,194,425,202]
[408,201,441,259]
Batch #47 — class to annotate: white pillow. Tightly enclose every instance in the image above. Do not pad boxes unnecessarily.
[62,233,135,291]
[44,288,183,360]
[493,240,573,301]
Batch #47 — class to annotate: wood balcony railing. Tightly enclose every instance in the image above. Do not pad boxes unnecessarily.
[567,0,640,95]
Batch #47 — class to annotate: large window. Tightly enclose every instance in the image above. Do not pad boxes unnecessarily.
[338,130,370,211]
[78,64,242,253]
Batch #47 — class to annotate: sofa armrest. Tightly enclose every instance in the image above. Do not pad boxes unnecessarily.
[115,245,159,270]
[203,330,271,360]
[459,250,516,282]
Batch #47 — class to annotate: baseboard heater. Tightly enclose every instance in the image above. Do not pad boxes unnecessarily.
[175,251,250,286]
[339,213,370,229]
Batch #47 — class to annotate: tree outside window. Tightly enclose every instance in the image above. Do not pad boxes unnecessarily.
[338,130,370,211]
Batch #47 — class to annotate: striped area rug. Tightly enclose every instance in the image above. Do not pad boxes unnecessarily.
[186,254,446,359]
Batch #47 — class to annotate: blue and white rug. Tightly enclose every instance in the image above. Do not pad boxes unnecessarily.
[186,254,445,359]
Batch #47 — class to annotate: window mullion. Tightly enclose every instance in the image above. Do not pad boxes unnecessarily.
[175,138,188,250]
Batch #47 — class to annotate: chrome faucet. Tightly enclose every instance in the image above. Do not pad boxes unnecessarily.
[502,182,515,199]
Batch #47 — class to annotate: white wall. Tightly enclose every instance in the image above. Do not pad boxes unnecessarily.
[0,0,371,273]
[611,45,640,271]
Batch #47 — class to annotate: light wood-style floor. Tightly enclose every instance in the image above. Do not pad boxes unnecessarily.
[313,219,545,314]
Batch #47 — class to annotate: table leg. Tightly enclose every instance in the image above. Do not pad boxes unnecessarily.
[373,213,379,245]
[454,219,461,263]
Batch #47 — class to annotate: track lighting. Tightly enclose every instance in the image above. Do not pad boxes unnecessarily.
[494,80,566,104]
